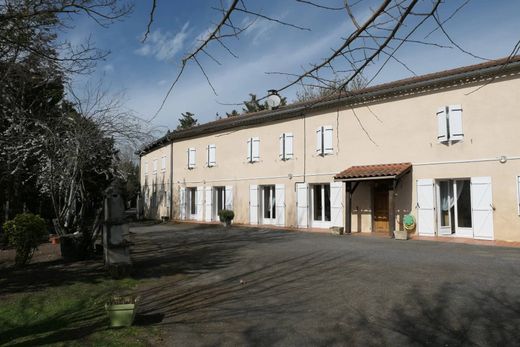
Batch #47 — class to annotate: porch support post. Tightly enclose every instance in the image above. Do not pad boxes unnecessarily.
[389,179,397,237]
[345,182,352,234]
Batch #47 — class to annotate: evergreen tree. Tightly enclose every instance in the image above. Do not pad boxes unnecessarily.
[226,110,240,118]
[176,112,198,130]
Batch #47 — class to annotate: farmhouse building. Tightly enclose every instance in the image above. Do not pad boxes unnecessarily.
[138,55,520,242]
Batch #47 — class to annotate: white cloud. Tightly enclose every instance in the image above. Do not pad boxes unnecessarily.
[135,22,190,62]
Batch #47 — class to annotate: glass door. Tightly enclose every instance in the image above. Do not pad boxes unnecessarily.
[311,184,331,228]
[261,185,276,224]
[213,187,226,220]
[436,179,473,237]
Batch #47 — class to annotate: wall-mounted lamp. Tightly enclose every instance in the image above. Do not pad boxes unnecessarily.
[288,173,293,179]
[499,156,507,164]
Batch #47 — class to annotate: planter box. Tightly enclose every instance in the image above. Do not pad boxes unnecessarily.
[394,229,408,240]
[105,303,137,327]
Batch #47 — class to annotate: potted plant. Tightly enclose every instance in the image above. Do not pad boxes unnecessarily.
[395,214,415,240]
[105,295,139,328]
[218,210,235,227]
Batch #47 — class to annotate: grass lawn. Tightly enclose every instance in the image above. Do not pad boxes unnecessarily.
[0,273,159,346]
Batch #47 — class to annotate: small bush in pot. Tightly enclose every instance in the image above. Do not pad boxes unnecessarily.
[218,210,235,227]
[3,213,47,266]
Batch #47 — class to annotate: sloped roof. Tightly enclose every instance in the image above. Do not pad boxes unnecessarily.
[139,55,520,155]
[334,163,412,181]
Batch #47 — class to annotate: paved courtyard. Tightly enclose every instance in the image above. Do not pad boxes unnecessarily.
[130,223,520,346]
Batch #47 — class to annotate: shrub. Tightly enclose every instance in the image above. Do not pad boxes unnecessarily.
[218,210,235,223]
[3,213,47,266]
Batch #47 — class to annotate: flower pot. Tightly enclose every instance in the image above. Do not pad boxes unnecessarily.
[105,302,137,327]
[394,229,408,240]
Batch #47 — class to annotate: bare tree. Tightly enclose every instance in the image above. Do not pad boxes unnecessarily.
[144,0,520,118]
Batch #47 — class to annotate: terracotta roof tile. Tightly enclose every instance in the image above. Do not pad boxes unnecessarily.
[334,162,412,180]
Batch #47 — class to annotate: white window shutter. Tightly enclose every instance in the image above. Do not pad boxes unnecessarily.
[144,162,148,175]
[471,176,494,240]
[166,190,171,208]
[161,156,166,171]
[437,107,448,143]
[330,182,344,227]
[324,126,333,154]
[416,179,435,236]
[247,138,252,162]
[188,148,196,169]
[179,187,186,220]
[153,159,157,173]
[204,186,213,221]
[296,183,309,228]
[249,184,259,224]
[275,184,285,226]
[285,133,294,159]
[208,144,216,167]
[225,186,233,210]
[279,134,284,159]
[252,137,260,162]
[316,127,323,154]
[448,105,464,141]
[196,186,204,221]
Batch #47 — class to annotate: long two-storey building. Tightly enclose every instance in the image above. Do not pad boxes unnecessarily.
[138,56,520,242]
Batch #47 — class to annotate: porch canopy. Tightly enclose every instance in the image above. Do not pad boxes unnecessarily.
[334,162,412,235]
[334,162,412,181]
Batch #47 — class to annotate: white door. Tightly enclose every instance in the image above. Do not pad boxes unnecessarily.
[261,185,276,225]
[296,183,309,228]
[179,187,186,220]
[416,179,435,236]
[249,185,259,225]
[437,180,454,235]
[204,186,213,222]
[330,182,344,228]
[311,184,331,228]
[225,186,233,210]
[471,176,494,240]
[275,184,285,226]
[196,186,204,221]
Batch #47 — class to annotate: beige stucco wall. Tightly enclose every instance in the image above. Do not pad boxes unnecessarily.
[140,143,172,219]
[142,72,520,241]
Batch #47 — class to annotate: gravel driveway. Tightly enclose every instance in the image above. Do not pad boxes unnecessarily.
[130,223,520,346]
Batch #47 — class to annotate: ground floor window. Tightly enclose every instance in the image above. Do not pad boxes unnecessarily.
[187,187,197,217]
[311,183,331,227]
[261,185,276,224]
[437,179,472,236]
[214,187,226,217]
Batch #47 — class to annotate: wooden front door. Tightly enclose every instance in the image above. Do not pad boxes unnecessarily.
[374,187,389,233]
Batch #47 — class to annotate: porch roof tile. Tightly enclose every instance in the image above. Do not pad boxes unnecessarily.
[334,162,412,180]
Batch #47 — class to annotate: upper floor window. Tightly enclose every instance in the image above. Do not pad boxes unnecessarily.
[207,144,216,167]
[247,137,260,163]
[161,156,166,171]
[152,159,158,173]
[316,126,333,156]
[279,133,294,160]
[144,162,148,176]
[437,105,463,143]
[187,148,196,169]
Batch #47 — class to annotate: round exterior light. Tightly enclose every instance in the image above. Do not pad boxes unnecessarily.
[499,156,507,163]
[266,89,281,109]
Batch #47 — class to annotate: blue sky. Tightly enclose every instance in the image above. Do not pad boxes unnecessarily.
[67,0,520,132]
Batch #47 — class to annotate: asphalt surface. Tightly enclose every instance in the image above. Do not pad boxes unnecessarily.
[129,223,520,346]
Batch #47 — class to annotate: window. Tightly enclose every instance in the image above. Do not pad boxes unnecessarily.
[207,144,216,167]
[437,105,463,143]
[437,179,472,236]
[214,187,226,215]
[261,185,276,224]
[311,184,331,226]
[187,148,196,169]
[188,188,197,216]
[247,137,260,163]
[152,159,158,173]
[161,156,166,171]
[316,126,333,156]
[144,162,148,176]
[279,133,294,160]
